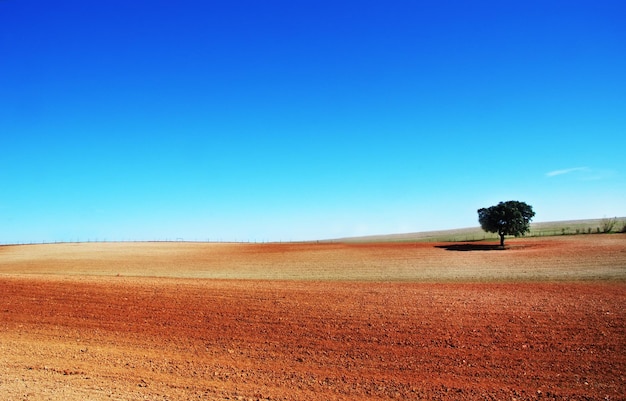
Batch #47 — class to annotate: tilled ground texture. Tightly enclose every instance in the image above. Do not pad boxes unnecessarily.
[1,235,625,400]
[1,279,624,400]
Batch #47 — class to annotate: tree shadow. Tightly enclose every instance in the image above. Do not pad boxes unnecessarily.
[435,243,506,252]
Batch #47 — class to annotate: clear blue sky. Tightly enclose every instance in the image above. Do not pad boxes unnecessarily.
[1,0,625,243]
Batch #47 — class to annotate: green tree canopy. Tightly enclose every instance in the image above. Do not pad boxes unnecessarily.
[477,201,535,247]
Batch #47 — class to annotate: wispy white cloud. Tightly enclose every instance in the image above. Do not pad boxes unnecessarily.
[546,167,588,177]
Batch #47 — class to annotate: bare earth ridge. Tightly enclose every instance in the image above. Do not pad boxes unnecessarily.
[1,235,625,400]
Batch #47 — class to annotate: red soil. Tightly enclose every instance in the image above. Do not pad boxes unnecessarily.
[1,237,625,400]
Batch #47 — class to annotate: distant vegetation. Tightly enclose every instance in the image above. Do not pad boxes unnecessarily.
[338,217,626,243]
[3,217,625,246]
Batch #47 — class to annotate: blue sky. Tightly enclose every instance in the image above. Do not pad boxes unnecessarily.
[1,0,625,243]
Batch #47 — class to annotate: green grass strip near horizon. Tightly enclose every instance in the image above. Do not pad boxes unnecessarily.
[335,217,626,243]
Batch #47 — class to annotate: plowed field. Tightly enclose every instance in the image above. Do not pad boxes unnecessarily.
[1,235,625,400]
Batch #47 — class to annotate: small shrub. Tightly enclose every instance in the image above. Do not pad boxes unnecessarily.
[601,217,617,233]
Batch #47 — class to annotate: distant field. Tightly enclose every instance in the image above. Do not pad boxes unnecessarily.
[3,218,625,246]
[336,217,626,243]
[1,234,625,281]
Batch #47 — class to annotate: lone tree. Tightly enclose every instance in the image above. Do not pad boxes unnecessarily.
[478,201,535,247]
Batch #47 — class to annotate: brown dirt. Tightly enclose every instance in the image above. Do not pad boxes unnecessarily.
[1,235,625,400]
[1,235,625,281]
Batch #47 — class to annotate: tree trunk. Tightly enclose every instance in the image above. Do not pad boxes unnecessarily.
[499,233,505,247]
